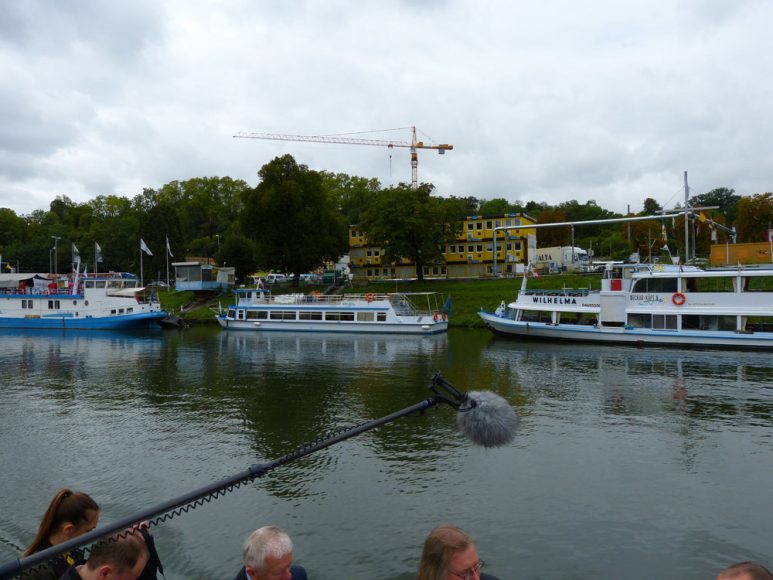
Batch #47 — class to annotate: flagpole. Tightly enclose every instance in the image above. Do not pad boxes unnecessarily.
[140,243,144,287]
[166,236,170,289]
[95,242,98,275]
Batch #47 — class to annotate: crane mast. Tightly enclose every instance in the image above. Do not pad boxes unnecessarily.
[234,126,452,189]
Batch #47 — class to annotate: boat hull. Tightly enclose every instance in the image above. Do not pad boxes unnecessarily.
[0,311,168,330]
[217,316,447,334]
[479,311,773,349]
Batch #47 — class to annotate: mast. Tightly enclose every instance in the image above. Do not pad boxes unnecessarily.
[684,171,689,264]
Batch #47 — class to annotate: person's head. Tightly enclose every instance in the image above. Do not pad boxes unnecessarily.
[417,524,484,580]
[242,526,294,580]
[78,532,149,580]
[23,489,100,556]
[717,561,773,580]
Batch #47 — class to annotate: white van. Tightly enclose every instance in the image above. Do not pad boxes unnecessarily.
[265,273,287,284]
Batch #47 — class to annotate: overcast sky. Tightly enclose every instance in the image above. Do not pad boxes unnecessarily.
[2,0,772,216]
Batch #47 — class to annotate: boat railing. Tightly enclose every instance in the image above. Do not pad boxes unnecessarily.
[236,291,441,315]
[522,289,590,297]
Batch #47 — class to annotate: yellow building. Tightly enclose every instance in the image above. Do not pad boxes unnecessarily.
[710,241,773,266]
[349,213,537,281]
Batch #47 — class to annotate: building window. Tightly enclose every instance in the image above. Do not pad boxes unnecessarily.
[486,220,492,229]
[467,223,473,230]
[476,222,482,230]
[476,245,483,252]
[449,245,455,253]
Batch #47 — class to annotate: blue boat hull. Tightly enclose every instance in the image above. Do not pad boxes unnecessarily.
[0,311,168,330]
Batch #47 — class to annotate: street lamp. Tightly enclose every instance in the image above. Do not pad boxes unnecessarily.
[215,235,221,253]
[51,236,62,275]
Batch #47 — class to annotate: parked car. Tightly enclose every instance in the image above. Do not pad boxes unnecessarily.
[265,273,287,284]
[148,280,169,288]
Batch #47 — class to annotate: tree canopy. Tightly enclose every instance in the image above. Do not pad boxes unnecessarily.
[240,155,347,281]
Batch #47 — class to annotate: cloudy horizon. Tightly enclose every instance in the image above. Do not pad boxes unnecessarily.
[2,0,772,217]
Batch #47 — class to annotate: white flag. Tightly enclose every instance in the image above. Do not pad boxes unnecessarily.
[72,243,80,259]
[140,239,153,256]
[95,242,103,263]
[166,236,174,258]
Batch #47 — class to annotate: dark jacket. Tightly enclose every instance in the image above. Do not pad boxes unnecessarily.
[232,564,308,580]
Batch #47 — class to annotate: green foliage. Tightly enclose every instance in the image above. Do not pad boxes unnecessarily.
[241,155,347,282]
[321,171,381,225]
[735,192,773,242]
[360,183,458,281]
[642,198,662,214]
[690,187,741,225]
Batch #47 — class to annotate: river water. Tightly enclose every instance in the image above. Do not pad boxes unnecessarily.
[0,327,771,579]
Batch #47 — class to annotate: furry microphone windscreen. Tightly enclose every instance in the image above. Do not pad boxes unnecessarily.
[456,390,519,448]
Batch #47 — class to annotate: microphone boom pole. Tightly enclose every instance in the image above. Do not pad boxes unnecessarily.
[0,386,451,580]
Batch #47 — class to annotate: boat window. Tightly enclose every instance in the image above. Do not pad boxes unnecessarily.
[111,309,117,315]
[108,280,122,289]
[85,281,95,288]
[558,312,596,325]
[357,312,375,322]
[246,310,261,319]
[377,312,386,322]
[270,311,296,320]
[652,314,677,330]
[745,277,773,292]
[325,312,340,321]
[48,300,60,310]
[227,308,236,318]
[694,277,735,292]
[96,281,107,288]
[518,309,552,323]
[339,312,355,321]
[632,277,678,293]
[299,311,323,321]
[747,316,773,332]
[118,308,125,314]
[628,313,652,328]
[127,307,133,313]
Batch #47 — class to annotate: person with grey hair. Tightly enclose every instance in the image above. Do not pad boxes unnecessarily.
[232,526,307,580]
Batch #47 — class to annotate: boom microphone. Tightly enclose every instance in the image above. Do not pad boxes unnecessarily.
[430,373,519,448]
[456,390,519,447]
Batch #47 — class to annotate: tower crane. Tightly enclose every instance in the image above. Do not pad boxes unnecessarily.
[234,126,453,190]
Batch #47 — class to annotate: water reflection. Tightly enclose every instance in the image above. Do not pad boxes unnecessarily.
[3,328,773,579]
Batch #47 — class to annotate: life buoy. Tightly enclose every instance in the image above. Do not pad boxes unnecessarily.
[433,312,439,322]
[366,293,375,303]
[672,292,686,306]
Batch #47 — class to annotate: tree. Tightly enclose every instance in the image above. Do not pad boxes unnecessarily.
[360,183,458,281]
[534,209,569,247]
[735,193,773,242]
[478,198,512,216]
[320,171,381,225]
[690,187,740,226]
[642,198,662,214]
[241,155,347,283]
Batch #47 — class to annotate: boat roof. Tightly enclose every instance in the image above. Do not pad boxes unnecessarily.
[0,273,50,287]
[631,264,772,277]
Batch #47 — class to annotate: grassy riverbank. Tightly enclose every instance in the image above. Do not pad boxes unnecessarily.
[159,274,601,328]
[348,274,601,328]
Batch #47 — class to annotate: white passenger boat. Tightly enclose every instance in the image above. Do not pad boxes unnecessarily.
[0,271,167,330]
[217,290,448,334]
[479,263,773,348]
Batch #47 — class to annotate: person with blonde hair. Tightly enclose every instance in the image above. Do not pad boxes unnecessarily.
[417,524,500,580]
[22,489,100,580]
